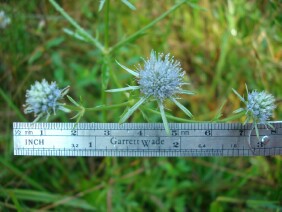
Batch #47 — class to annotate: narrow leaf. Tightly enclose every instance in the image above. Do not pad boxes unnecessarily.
[98,0,106,11]
[119,97,147,123]
[158,101,171,135]
[63,28,85,41]
[179,90,195,95]
[116,60,139,77]
[106,86,140,93]
[186,2,207,11]
[212,100,226,121]
[232,88,246,103]
[233,107,245,114]
[67,95,80,107]
[1,189,96,210]
[170,97,193,118]
[121,0,136,10]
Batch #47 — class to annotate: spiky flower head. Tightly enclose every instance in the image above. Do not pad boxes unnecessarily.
[232,85,276,125]
[107,50,194,134]
[246,90,276,123]
[24,79,70,121]
[0,11,11,29]
[138,51,184,102]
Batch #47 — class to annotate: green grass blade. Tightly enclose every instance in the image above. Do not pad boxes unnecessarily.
[1,189,96,210]
[111,0,187,52]
[0,158,45,191]
[0,88,26,121]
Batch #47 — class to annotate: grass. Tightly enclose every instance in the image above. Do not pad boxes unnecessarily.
[0,0,282,211]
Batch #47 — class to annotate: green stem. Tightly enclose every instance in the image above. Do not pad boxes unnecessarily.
[101,0,111,121]
[85,101,130,111]
[104,0,110,49]
[144,108,202,123]
[49,0,105,52]
[219,112,245,122]
[110,0,187,53]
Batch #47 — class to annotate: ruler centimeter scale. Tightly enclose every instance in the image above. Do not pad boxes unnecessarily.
[13,122,282,157]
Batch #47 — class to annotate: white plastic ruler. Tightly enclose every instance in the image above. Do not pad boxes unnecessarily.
[13,122,282,157]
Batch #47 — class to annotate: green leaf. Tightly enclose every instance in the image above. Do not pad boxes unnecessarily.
[233,107,245,114]
[111,0,187,52]
[0,158,44,191]
[1,189,96,210]
[121,0,136,10]
[186,2,207,11]
[119,97,148,123]
[212,100,226,121]
[28,49,43,65]
[63,28,86,41]
[179,90,195,95]
[116,60,139,77]
[98,0,106,11]
[46,37,65,49]
[106,86,140,93]
[232,88,246,103]
[49,0,104,51]
[170,97,193,118]
[158,101,171,135]
[67,95,80,107]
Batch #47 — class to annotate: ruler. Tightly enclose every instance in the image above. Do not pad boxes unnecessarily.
[13,122,282,157]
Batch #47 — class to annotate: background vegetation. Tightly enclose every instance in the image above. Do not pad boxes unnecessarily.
[0,0,281,211]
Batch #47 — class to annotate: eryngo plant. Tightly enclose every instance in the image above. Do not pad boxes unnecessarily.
[107,50,194,134]
[232,85,276,138]
[23,79,70,122]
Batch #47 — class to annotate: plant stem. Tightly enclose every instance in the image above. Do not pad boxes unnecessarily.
[85,101,130,111]
[110,0,187,53]
[49,0,105,52]
[104,0,110,49]
[144,108,201,123]
[219,112,245,122]
[101,0,111,121]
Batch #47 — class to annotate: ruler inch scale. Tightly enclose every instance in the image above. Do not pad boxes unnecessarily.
[13,122,282,157]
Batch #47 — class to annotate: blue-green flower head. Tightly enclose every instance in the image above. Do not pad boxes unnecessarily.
[138,51,184,102]
[233,85,276,125]
[247,91,276,123]
[107,50,194,135]
[24,79,70,121]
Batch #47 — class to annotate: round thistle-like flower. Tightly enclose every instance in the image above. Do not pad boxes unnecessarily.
[24,79,70,121]
[0,11,11,29]
[107,50,194,135]
[232,85,276,125]
[138,51,184,102]
[246,91,276,124]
